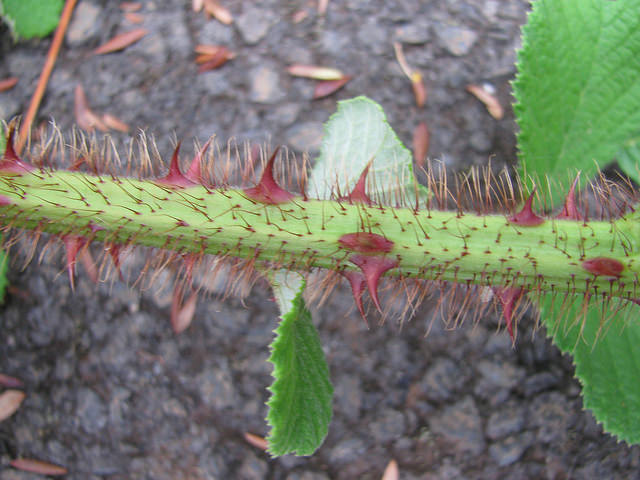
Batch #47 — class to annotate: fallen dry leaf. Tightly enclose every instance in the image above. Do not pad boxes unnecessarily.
[74,85,108,133]
[467,84,504,120]
[412,121,429,168]
[195,46,235,72]
[0,374,23,388]
[314,75,352,99]
[394,42,426,108]
[244,432,268,450]
[102,113,130,133]
[287,64,344,81]
[93,28,148,55]
[10,458,68,476]
[381,459,399,480]
[318,0,329,15]
[203,0,233,24]
[292,9,309,23]
[0,390,26,422]
[0,77,18,92]
[119,2,142,12]
[171,287,198,334]
[124,12,144,24]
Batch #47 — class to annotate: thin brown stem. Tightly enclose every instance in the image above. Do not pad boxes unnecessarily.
[16,0,78,154]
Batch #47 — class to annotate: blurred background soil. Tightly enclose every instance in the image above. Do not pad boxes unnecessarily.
[1,1,639,479]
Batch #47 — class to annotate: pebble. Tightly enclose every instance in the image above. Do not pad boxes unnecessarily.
[489,432,533,466]
[429,396,485,455]
[66,2,102,46]
[394,20,431,44]
[486,404,526,440]
[476,360,525,390]
[285,121,324,154]
[420,357,464,402]
[436,24,478,56]
[334,374,362,418]
[196,358,238,410]
[521,372,559,397]
[369,408,406,443]
[285,471,330,480]
[328,437,367,465]
[529,392,574,443]
[236,7,276,45]
[76,388,108,434]
[237,452,269,479]
[249,64,287,103]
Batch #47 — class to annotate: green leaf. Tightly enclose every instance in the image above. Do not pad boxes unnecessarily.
[1,0,63,39]
[541,294,640,443]
[266,272,333,456]
[308,96,428,207]
[514,0,640,197]
[615,135,640,185]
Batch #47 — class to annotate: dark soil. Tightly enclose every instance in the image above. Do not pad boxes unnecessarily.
[1,1,639,479]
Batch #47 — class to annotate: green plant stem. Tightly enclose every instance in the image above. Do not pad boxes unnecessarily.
[0,168,638,299]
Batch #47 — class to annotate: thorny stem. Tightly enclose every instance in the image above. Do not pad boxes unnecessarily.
[0,167,638,303]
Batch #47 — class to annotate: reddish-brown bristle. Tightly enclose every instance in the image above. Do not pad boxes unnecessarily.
[339,232,394,254]
[493,286,525,340]
[243,147,295,205]
[0,127,34,173]
[508,188,544,226]
[156,143,197,187]
[556,175,582,220]
[341,270,369,327]
[349,254,398,313]
[171,285,198,334]
[582,257,624,278]
[186,139,211,184]
[340,163,373,206]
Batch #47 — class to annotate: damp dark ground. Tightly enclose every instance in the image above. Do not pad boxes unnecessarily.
[1,1,640,479]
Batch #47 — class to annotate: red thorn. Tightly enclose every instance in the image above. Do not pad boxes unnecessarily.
[582,257,624,277]
[0,126,33,173]
[508,189,545,226]
[171,285,198,334]
[186,139,211,184]
[341,270,369,328]
[349,254,398,313]
[493,287,525,341]
[243,147,295,204]
[106,243,124,281]
[157,143,197,188]
[63,235,87,290]
[339,232,394,254]
[340,163,373,206]
[556,175,582,220]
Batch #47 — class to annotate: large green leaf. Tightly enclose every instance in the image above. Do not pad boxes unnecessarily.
[1,0,63,40]
[541,294,640,443]
[308,96,427,208]
[514,0,640,195]
[266,272,333,456]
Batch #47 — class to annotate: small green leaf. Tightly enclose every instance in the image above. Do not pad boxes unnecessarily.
[0,125,8,303]
[541,294,640,443]
[308,96,428,207]
[1,0,64,39]
[514,0,640,197]
[266,272,333,456]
